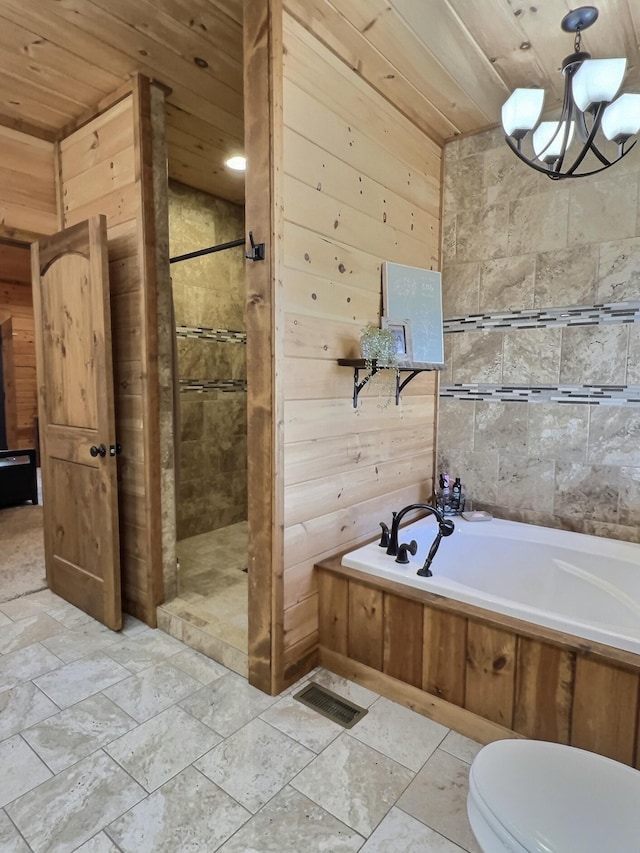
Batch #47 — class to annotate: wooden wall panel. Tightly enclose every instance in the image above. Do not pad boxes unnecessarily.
[59,79,166,626]
[423,605,467,707]
[280,9,442,689]
[348,580,384,670]
[571,657,639,765]
[514,638,574,743]
[384,594,423,688]
[317,571,348,655]
[0,127,58,240]
[465,622,516,728]
[0,244,37,448]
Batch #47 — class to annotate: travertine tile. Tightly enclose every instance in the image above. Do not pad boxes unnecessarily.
[105,705,221,792]
[439,730,483,765]
[22,694,136,773]
[398,748,481,852]
[618,467,640,527]
[553,462,620,521]
[437,449,500,507]
[527,403,589,463]
[437,400,476,453]
[484,145,539,205]
[260,692,343,753]
[588,408,640,466]
[0,682,59,740]
[508,190,569,255]
[217,786,363,853]
[7,750,145,853]
[291,734,414,837]
[41,620,120,664]
[75,832,121,852]
[568,173,638,246]
[502,327,562,384]
[103,660,201,722]
[196,717,313,812]
[444,152,485,215]
[456,202,509,262]
[474,402,528,454]
[0,808,30,852]
[361,806,466,851]
[0,612,11,628]
[106,765,250,853]
[0,598,46,622]
[597,236,640,302]
[168,647,228,684]
[480,255,535,312]
[534,245,599,308]
[34,653,130,709]
[0,735,52,808]
[104,631,184,673]
[0,643,63,693]
[0,613,65,656]
[451,330,503,384]
[496,456,555,512]
[625,325,640,385]
[559,324,628,385]
[179,671,276,737]
[348,696,448,771]
[307,669,379,708]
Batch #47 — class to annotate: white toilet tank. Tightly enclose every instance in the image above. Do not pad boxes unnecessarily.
[468,739,640,852]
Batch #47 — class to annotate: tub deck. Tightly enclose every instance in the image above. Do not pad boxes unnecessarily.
[315,551,640,770]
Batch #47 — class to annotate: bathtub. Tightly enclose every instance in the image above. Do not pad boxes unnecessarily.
[341,515,640,656]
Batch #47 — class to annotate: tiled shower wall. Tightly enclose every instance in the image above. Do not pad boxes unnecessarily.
[439,128,640,541]
[169,181,247,539]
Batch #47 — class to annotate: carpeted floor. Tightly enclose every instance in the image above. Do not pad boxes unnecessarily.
[0,504,47,602]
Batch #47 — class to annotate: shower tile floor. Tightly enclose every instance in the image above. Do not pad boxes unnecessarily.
[157,522,248,677]
[0,588,482,852]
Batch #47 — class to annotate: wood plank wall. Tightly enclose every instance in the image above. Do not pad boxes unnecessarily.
[0,243,37,448]
[318,564,640,768]
[0,126,58,241]
[59,79,165,625]
[279,10,443,688]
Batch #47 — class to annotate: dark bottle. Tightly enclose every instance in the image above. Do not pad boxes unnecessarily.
[452,477,462,510]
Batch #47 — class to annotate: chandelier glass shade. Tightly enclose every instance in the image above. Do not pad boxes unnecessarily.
[501,6,640,179]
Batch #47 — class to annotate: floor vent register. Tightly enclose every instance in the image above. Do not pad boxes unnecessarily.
[293,682,368,728]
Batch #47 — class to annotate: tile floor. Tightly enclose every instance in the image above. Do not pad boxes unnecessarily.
[0,587,483,852]
[158,523,248,677]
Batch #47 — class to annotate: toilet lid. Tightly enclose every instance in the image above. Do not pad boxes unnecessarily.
[469,739,640,853]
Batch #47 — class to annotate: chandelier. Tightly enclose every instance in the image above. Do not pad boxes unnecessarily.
[501,6,640,179]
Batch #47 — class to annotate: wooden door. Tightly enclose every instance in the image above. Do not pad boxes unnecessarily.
[32,216,121,630]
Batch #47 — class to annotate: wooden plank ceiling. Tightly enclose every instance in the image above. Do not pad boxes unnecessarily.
[1,0,639,205]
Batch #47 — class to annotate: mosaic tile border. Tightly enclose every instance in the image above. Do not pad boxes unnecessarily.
[444,301,640,334]
[179,379,247,394]
[440,384,640,406]
[176,325,247,344]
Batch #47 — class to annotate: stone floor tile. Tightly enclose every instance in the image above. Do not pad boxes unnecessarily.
[34,653,130,709]
[195,717,314,813]
[74,831,121,852]
[41,621,120,663]
[105,705,221,792]
[361,807,467,851]
[398,748,481,852]
[217,786,364,853]
[308,668,380,707]
[439,730,483,765]
[168,647,228,684]
[0,735,52,808]
[22,694,137,773]
[0,612,11,627]
[0,682,59,740]
[120,615,149,637]
[103,660,201,722]
[291,733,414,837]
[348,695,449,771]
[179,671,277,736]
[7,750,145,853]
[260,692,343,753]
[104,630,185,673]
[0,643,63,693]
[106,765,250,852]
[0,613,65,655]
[0,809,30,852]
[0,598,46,622]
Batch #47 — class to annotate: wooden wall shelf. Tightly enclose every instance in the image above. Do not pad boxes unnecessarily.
[337,358,440,407]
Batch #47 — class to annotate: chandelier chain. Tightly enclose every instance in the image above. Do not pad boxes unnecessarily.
[574,28,582,53]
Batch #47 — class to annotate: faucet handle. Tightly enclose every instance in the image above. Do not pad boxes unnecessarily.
[396,539,418,564]
[378,522,390,548]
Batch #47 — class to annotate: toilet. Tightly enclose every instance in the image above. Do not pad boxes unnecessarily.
[467,739,640,852]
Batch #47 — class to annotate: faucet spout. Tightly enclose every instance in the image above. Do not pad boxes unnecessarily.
[386,502,455,574]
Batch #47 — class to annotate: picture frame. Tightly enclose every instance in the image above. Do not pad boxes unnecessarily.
[382,261,444,366]
[381,317,413,365]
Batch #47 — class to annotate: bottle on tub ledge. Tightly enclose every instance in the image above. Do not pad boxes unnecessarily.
[436,472,465,516]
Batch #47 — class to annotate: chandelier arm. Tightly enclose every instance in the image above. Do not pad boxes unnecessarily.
[564,102,607,175]
[504,136,557,175]
[552,74,579,172]
[550,140,637,179]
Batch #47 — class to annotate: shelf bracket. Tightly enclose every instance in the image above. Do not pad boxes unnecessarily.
[337,359,437,408]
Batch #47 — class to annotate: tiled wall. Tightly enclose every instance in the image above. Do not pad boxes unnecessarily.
[169,181,247,539]
[439,129,640,541]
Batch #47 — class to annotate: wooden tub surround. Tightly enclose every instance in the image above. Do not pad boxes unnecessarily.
[316,554,640,769]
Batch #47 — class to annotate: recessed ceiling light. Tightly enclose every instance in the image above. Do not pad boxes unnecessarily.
[225,155,246,171]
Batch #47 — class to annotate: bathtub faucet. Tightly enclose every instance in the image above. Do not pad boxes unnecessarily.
[386,502,455,576]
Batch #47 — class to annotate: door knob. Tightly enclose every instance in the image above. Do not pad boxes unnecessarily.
[90,444,107,458]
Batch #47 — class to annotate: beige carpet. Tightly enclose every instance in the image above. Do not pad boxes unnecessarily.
[0,505,47,603]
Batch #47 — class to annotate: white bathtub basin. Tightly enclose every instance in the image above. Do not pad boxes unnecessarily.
[341,515,640,655]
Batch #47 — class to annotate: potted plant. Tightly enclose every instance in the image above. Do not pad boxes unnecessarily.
[359,324,398,406]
